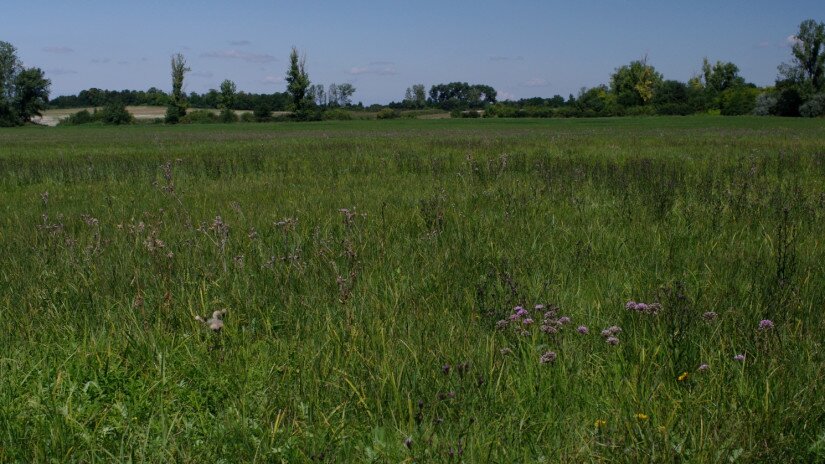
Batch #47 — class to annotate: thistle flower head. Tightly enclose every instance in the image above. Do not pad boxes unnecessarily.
[698,363,709,372]
[539,351,557,364]
[733,354,745,362]
[577,325,589,334]
[758,319,774,330]
[606,336,620,346]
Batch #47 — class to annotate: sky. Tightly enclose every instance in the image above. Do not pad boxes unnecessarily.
[1,1,821,104]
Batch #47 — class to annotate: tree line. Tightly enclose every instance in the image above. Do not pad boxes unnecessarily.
[2,18,824,125]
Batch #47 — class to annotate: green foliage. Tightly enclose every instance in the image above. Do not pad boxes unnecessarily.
[376,108,400,119]
[218,79,236,110]
[58,109,95,126]
[0,42,50,125]
[774,86,803,116]
[98,100,134,125]
[218,108,239,123]
[285,47,311,112]
[611,58,663,107]
[166,53,190,124]
[322,108,353,120]
[753,92,778,116]
[180,109,218,124]
[429,82,496,109]
[799,93,825,117]
[653,80,694,115]
[779,19,825,95]
[252,103,271,122]
[720,86,760,116]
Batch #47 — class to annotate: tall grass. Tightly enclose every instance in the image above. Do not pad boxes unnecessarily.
[1,116,824,462]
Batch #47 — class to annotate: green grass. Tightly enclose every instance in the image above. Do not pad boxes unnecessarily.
[1,116,825,462]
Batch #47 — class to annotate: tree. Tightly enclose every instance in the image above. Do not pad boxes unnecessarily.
[779,19,825,96]
[336,83,355,106]
[0,42,50,126]
[218,79,237,110]
[285,47,310,113]
[327,84,339,108]
[610,58,662,107]
[13,68,51,122]
[403,84,427,108]
[652,80,693,115]
[165,53,190,123]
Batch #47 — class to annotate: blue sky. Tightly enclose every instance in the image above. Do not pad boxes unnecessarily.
[1,1,820,103]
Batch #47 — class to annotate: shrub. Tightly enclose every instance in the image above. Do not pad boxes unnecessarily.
[377,108,400,119]
[753,93,778,116]
[58,109,95,126]
[799,94,825,117]
[323,108,353,120]
[218,108,239,123]
[720,87,759,116]
[252,103,272,122]
[180,110,218,124]
[98,101,134,125]
[774,87,802,117]
[239,112,255,123]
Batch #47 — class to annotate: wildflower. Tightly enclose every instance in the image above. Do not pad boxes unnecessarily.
[534,304,545,311]
[697,363,709,372]
[606,336,620,346]
[515,306,529,317]
[758,319,774,330]
[635,303,649,312]
[577,325,589,334]
[625,300,637,310]
[594,419,607,428]
[404,437,413,449]
[541,324,559,335]
[677,372,688,382]
[441,364,451,375]
[523,318,534,325]
[558,316,571,325]
[635,413,649,421]
[733,354,745,362]
[540,351,557,364]
[499,347,512,356]
[703,311,718,321]
[495,320,509,330]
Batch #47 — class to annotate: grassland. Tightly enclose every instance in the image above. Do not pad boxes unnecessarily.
[1,116,824,462]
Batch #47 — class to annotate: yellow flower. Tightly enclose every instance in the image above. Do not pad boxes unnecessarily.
[635,413,649,421]
[677,371,689,382]
[594,419,607,428]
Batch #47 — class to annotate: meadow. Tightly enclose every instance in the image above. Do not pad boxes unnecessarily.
[1,116,824,462]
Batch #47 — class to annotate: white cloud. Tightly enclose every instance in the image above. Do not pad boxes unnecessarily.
[201,50,277,63]
[522,78,549,87]
[348,64,398,76]
[43,46,74,54]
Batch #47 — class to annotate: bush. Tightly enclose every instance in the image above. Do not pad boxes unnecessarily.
[774,87,802,117]
[239,112,255,123]
[753,93,778,116]
[180,110,218,124]
[377,108,400,119]
[720,87,759,116]
[98,101,134,125]
[58,109,95,126]
[323,108,353,120]
[252,104,271,122]
[799,94,825,118]
[218,108,239,123]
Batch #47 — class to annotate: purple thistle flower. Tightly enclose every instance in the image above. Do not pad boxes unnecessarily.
[534,304,545,311]
[625,300,637,310]
[522,318,534,325]
[703,311,718,321]
[404,437,413,449]
[606,336,620,346]
[442,364,451,375]
[601,325,622,337]
[541,324,559,335]
[577,325,589,334]
[697,363,709,372]
[540,351,557,364]
[558,316,571,325]
[635,303,649,312]
[758,319,774,330]
[733,354,745,362]
[514,306,528,317]
[508,313,520,321]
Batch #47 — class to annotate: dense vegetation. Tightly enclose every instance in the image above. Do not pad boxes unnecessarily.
[1,117,824,461]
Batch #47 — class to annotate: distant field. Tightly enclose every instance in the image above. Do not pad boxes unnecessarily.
[34,106,258,126]
[1,117,824,462]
